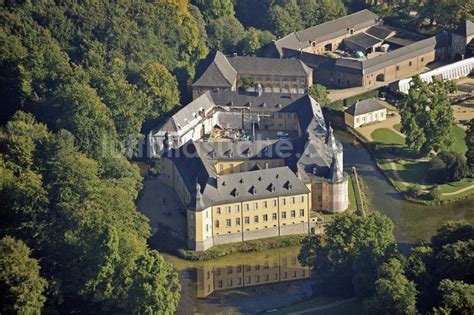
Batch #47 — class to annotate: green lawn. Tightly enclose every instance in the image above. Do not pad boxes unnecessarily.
[393,123,402,133]
[368,125,473,199]
[264,296,363,315]
[371,128,405,146]
[347,175,357,213]
[394,160,430,185]
[438,178,474,193]
[451,125,468,154]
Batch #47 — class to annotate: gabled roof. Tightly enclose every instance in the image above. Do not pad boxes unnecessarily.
[192,51,237,88]
[272,9,380,55]
[343,32,383,50]
[228,55,312,77]
[365,25,395,40]
[194,140,282,161]
[210,90,301,111]
[161,92,215,132]
[345,99,385,116]
[361,33,449,74]
[209,167,310,205]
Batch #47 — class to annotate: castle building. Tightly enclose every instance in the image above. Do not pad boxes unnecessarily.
[263,9,474,89]
[151,90,348,251]
[191,51,312,99]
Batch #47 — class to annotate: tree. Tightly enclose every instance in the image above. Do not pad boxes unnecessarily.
[0,114,180,313]
[299,212,398,297]
[308,84,331,107]
[436,279,474,314]
[138,63,180,119]
[399,76,456,154]
[268,0,304,37]
[0,236,47,314]
[206,15,246,54]
[239,28,276,56]
[428,152,469,184]
[364,258,417,314]
[193,0,234,21]
[405,221,474,312]
[466,119,474,172]
[127,250,181,314]
[298,0,347,28]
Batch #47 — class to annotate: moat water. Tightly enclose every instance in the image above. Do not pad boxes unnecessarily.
[163,132,474,314]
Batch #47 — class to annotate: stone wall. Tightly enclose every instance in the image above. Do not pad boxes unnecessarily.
[243,227,279,241]
[213,232,243,245]
[280,222,309,236]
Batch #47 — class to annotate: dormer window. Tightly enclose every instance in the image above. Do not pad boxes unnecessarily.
[249,186,257,195]
[193,113,197,118]
[177,124,182,130]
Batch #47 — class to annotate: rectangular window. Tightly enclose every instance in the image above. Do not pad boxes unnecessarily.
[229,164,234,173]
[300,209,305,217]
[301,196,305,203]
[240,164,244,172]
[236,205,240,212]
[263,214,268,222]
[272,213,277,220]
[263,201,268,208]
[254,202,258,210]
[254,216,259,223]
[278,113,283,119]
[409,61,412,66]
[217,207,221,214]
[273,200,277,207]
[245,204,250,211]
[282,198,286,205]
[245,217,250,224]
[236,218,241,226]
[206,224,209,232]
[396,65,400,71]
[226,219,231,227]
[215,220,220,228]
[291,210,296,218]
[227,279,233,287]
[291,197,295,204]
[226,206,231,214]
[282,211,287,219]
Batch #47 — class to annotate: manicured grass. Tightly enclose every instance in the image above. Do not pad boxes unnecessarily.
[451,125,468,154]
[394,160,430,185]
[347,175,357,213]
[371,128,405,146]
[393,123,402,133]
[265,296,363,315]
[438,178,474,193]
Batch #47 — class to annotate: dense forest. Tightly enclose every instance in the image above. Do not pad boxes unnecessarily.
[0,0,473,313]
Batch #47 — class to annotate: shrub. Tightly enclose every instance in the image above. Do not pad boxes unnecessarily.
[428,152,469,184]
[406,184,421,198]
[429,186,442,200]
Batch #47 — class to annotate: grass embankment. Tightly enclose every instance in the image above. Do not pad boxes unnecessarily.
[368,125,473,203]
[176,235,306,261]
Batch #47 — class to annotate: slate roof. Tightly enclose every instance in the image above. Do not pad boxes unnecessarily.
[209,167,310,206]
[272,9,380,56]
[161,92,215,132]
[228,55,312,77]
[209,90,301,111]
[345,99,385,116]
[343,32,383,50]
[194,140,283,161]
[365,25,394,40]
[361,33,449,74]
[192,51,237,88]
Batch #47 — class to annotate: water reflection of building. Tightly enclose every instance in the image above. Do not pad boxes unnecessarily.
[196,254,311,298]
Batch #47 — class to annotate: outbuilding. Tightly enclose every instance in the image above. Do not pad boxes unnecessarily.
[344,99,387,128]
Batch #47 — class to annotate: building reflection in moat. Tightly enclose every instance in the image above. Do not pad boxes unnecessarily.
[195,254,311,298]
